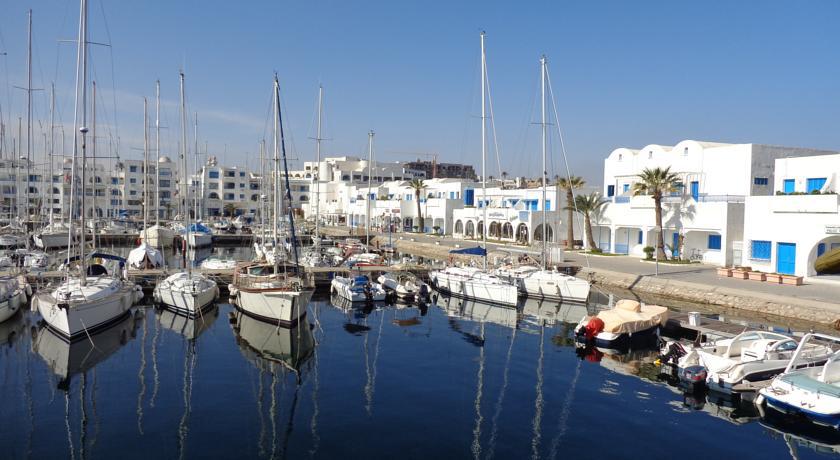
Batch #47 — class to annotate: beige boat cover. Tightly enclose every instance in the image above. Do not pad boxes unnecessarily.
[596,300,669,334]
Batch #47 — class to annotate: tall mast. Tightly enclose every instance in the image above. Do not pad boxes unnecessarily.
[143,97,148,234]
[480,31,487,270]
[540,55,547,269]
[74,0,90,286]
[314,85,323,249]
[193,112,199,222]
[366,130,373,246]
[272,76,280,272]
[90,80,97,247]
[25,9,33,222]
[179,71,191,274]
[155,80,160,227]
[275,75,299,267]
[49,83,55,225]
[259,140,265,231]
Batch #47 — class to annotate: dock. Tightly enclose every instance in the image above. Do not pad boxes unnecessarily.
[662,312,751,341]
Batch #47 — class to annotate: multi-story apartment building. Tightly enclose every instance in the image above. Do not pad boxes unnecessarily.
[404,159,477,180]
[598,139,837,267]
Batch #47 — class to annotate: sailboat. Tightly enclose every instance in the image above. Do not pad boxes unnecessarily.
[35,0,143,341]
[500,56,591,304]
[128,97,164,269]
[429,32,519,307]
[141,80,175,248]
[299,86,331,268]
[152,72,219,318]
[228,74,313,327]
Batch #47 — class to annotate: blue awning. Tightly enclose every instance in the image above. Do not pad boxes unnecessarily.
[449,246,486,256]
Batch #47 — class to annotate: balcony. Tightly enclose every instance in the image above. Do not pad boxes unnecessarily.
[770,194,839,214]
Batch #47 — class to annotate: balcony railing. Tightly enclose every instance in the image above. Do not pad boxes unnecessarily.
[613,196,630,203]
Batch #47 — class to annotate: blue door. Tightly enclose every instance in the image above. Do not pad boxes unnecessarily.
[776,243,796,275]
[672,232,680,258]
[783,179,795,194]
[690,181,699,201]
[464,189,474,206]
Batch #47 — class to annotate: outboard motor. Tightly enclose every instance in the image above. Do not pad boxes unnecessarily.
[681,365,708,393]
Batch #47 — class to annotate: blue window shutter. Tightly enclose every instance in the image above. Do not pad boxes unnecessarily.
[623,184,629,193]
[638,230,643,245]
[783,179,795,194]
[544,200,551,210]
[708,234,721,250]
[690,181,699,201]
[751,240,771,260]
[607,185,615,197]
[464,189,474,206]
[818,243,826,257]
[807,178,827,193]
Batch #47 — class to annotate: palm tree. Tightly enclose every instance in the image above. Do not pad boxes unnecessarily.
[557,176,585,249]
[223,203,236,217]
[409,178,425,232]
[566,192,608,251]
[632,167,680,259]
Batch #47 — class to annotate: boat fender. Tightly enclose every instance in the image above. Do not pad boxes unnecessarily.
[584,317,604,340]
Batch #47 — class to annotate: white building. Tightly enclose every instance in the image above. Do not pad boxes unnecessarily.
[598,140,836,266]
[743,154,840,278]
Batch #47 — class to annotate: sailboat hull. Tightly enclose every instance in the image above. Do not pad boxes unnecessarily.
[155,284,218,318]
[141,226,175,248]
[34,231,78,249]
[521,274,591,304]
[35,279,141,342]
[430,270,519,306]
[233,288,312,327]
[188,233,212,248]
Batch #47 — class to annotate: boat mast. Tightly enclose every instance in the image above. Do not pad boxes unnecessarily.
[480,31,487,270]
[259,139,265,233]
[272,76,280,273]
[91,80,97,248]
[49,83,55,226]
[25,9,33,224]
[155,80,160,227]
[142,97,148,236]
[540,55,547,270]
[314,85,323,250]
[366,130,373,247]
[193,112,199,223]
[276,75,299,267]
[75,0,90,285]
[179,71,191,275]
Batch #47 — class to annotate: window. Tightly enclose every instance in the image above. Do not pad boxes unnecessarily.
[160,180,170,188]
[342,175,350,181]
[159,169,171,176]
[224,182,235,189]
[239,194,245,200]
[239,172,246,177]
[405,194,412,201]
[690,181,699,201]
[111,177,119,184]
[129,165,137,173]
[208,183,219,190]
[618,154,623,161]
[225,171,235,178]
[544,200,551,210]
[130,190,137,196]
[750,240,771,260]
[807,178,827,193]
[209,171,220,179]
[708,234,721,250]
[783,179,795,194]
[224,193,235,200]
[754,177,768,186]
[130,178,137,184]
[683,147,688,156]
[607,185,615,197]
[623,184,629,193]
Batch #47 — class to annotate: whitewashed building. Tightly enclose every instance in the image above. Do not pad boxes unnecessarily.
[743,154,840,277]
[598,140,836,266]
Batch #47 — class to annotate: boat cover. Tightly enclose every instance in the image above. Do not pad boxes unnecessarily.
[449,246,486,256]
[596,299,669,334]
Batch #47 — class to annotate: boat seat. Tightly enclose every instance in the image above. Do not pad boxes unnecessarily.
[780,373,840,398]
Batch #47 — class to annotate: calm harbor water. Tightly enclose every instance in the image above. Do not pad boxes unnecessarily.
[1,286,838,459]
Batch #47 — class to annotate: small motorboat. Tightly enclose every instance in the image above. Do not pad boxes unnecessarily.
[675,330,834,394]
[331,275,386,303]
[200,257,238,270]
[377,272,429,299]
[758,333,840,429]
[574,299,668,348]
[345,252,385,268]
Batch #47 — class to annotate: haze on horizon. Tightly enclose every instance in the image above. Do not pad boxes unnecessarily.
[0,0,838,186]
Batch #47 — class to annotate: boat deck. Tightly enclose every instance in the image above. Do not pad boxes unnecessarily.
[663,312,751,341]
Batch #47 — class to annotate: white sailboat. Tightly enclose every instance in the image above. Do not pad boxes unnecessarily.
[141,80,175,248]
[35,0,142,341]
[153,72,219,318]
[429,32,519,307]
[300,85,331,268]
[128,97,164,269]
[229,74,313,327]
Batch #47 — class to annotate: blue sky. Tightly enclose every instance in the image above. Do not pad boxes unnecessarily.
[0,0,838,184]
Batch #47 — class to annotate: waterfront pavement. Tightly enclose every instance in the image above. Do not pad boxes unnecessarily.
[330,225,840,321]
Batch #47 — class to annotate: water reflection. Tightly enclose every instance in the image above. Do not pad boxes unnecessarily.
[158,305,219,341]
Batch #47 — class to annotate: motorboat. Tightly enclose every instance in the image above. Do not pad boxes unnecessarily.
[345,252,386,268]
[140,224,175,248]
[757,333,840,429]
[100,219,135,235]
[0,275,30,323]
[377,272,429,299]
[34,222,79,249]
[429,266,519,306]
[574,299,669,348]
[200,257,238,270]
[676,330,834,394]
[34,253,143,341]
[153,271,219,318]
[229,263,312,327]
[331,275,387,303]
[126,242,165,269]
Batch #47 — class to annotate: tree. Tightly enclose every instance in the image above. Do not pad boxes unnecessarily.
[501,171,508,188]
[223,203,236,217]
[409,178,425,232]
[632,167,680,259]
[567,192,608,252]
[557,176,585,249]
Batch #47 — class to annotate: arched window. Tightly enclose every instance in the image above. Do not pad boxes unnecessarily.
[208,192,220,200]
[454,220,464,234]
